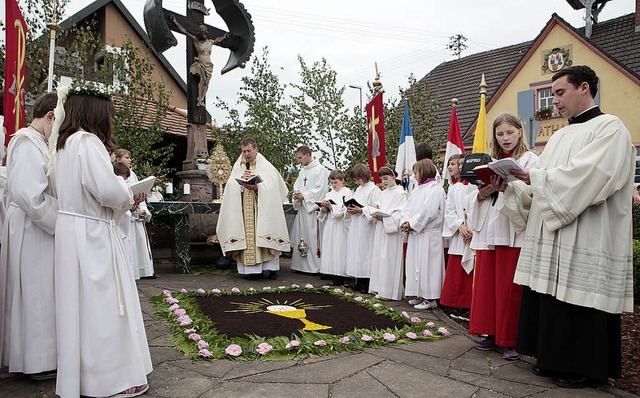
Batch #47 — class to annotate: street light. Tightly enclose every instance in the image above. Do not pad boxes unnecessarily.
[348,84,363,116]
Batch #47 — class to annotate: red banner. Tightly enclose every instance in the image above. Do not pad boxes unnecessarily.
[365,92,385,184]
[4,0,28,147]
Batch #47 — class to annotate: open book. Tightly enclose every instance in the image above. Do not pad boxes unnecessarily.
[343,197,364,208]
[129,176,156,196]
[367,205,391,218]
[315,199,336,207]
[472,158,523,185]
[235,175,263,185]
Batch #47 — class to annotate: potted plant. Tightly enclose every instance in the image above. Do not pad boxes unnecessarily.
[535,106,553,120]
[195,158,210,170]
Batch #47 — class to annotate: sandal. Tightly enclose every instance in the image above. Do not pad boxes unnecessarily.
[110,384,149,398]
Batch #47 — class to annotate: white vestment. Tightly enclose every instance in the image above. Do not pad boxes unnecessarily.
[317,186,353,276]
[369,185,408,300]
[53,132,152,397]
[442,182,477,274]
[503,115,635,314]
[127,171,154,278]
[217,153,290,274]
[345,182,381,278]
[291,160,329,273]
[0,128,58,373]
[402,181,446,299]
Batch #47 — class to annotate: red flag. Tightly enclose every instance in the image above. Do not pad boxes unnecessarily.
[442,106,465,182]
[365,92,385,184]
[4,0,28,147]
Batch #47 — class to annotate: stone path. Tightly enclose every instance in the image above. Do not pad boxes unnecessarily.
[1,258,636,397]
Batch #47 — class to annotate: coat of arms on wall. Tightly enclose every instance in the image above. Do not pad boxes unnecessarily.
[542,46,573,73]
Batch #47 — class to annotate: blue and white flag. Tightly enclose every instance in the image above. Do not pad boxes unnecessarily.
[395,101,417,182]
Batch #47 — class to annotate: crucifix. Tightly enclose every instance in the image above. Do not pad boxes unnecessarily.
[303,177,308,186]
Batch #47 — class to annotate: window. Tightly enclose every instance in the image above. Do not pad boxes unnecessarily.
[538,88,553,110]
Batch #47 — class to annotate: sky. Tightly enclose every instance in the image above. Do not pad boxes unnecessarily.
[2,0,637,124]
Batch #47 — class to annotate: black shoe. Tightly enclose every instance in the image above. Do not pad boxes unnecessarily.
[532,365,555,378]
[319,274,333,280]
[30,370,57,381]
[268,270,278,280]
[552,375,594,389]
[245,273,262,280]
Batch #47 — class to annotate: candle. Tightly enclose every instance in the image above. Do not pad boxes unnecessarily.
[165,181,173,194]
[183,183,190,195]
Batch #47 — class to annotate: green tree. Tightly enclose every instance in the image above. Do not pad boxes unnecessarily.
[447,34,468,59]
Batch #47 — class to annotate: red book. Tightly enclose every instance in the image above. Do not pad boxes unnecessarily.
[472,158,523,185]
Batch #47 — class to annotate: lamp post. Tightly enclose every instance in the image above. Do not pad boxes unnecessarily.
[46,0,60,93]
[348,84,363,116]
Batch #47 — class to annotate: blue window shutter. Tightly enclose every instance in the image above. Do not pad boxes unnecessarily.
[517,89,537,148]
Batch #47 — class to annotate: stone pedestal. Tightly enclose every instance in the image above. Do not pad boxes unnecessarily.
[176,169,215,241]
[183,123,209,171]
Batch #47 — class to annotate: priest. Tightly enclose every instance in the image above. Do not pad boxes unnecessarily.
[291,146,329,273]
[217,138,290,279]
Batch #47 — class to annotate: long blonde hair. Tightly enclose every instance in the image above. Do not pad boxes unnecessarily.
[491,112,530,160]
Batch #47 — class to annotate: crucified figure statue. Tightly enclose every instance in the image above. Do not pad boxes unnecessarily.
[170,15,229,107]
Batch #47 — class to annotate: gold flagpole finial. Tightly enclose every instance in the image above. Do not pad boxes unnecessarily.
[451,98,458,108]
[373,62,384,94]
[479,74,487,96]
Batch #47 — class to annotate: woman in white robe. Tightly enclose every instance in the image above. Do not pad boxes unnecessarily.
[0,92,58,376]
[401,159,446,309]
[317,171,352,279]
[345,164,381,292]
[368,167,407,300]
[53,89,152,398]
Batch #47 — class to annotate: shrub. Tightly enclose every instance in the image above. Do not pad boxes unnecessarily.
[634,240,640,304]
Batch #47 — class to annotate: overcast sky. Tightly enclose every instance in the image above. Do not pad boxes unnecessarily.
[4,0,637,124]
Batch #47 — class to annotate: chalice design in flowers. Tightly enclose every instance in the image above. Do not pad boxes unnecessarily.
[227,297,332,331]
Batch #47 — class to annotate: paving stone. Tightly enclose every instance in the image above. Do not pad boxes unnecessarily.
[491,361,557,388]
[396,334,473,360]
[239,353,383,384]
[528,385,619,397]
[449,368,547,397]
[144,320,171,341]
[450,347,493,376]
[0,375,56,398]
[365,346,451,377]
[222,359,299,380]
[146,362,217,398]
[331,370,397,398]
[366,360,479,398]
[200,381,329,398]
[149,346,186,365]
[470,388,511,398]
[170,358,238,378]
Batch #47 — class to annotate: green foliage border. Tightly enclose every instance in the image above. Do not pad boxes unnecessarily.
[152,285,450,361]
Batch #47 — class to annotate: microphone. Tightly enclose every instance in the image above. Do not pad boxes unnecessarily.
[246,161,251,171]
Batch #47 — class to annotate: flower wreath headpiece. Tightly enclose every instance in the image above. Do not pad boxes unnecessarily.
[46,85,112,175]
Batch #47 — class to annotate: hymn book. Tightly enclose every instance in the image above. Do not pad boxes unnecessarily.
[235,175,263,186]
[343,197,364,208]
[367,205,391,218]
[129,176,157,196]
[472,158,523,185]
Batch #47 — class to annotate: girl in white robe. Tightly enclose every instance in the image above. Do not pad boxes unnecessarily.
[345,164,381,292]
[52,89,152,398]
[0,92,58,377]
[368,167,408,300]
[317,170,352,283]
[401,159,446,310]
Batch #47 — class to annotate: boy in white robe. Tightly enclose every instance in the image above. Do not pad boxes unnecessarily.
[368,166,408,300]
[401,159,446,310]
[317,170,352,284]
[0,92,58,379]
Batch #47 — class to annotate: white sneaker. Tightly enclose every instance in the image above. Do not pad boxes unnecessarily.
[414,300,438,310]
[408,298,422,305]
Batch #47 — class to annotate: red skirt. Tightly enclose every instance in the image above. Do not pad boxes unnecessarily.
[468,246,523,347]
[439,254,473,308]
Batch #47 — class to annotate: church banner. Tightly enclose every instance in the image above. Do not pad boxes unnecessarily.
[366,92,385,184]
[3,0,28,147]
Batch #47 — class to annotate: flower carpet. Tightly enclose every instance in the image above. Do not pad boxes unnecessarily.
[152,284,451,361]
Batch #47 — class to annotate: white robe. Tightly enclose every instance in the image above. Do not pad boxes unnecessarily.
[345,182,381,278]
[503,115,635,314]
[291,160,329,273]
[217,153,290,274]
[317,186,353,276]
[0,128,58,374]
[369,185,408,300]
[402,181,446,299]
[53,131,152,398]
[442,182,477,274]
[127,171,154,279]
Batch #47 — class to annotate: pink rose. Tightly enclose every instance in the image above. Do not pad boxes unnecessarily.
[198,348,213,357]
[437,327,451,336]
[166,297,179,304]
[291,284,300,288]
[257,342,273,355]
[225,344,243,357]
[361,335,373,342]
[197,340,209,349]
[383,333,396,342]
[188,333,201,341]
[314,340,327,347]
[405,332,418,340]
[197,288,206,294]
[211,288,221,293]
[401,311,410,319]
[162,289,171,296]
[322,285,331,289]
[168,304,180,311]
[184,328,196,334]
[174,308,187,316]
[305,283,314,288]
[373,303,381,308]
[263,286,271,290]
[333,288,343,293]
[285,340,300,350]
[423,329,434,337]
[344,292,353,296]
[410,317,422,323]
[231,287,240,293]
[354,296,364,302]
[180,288,188,293]
[339,336,351,344]
[178,315,192,326]
[426,321,435,328]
